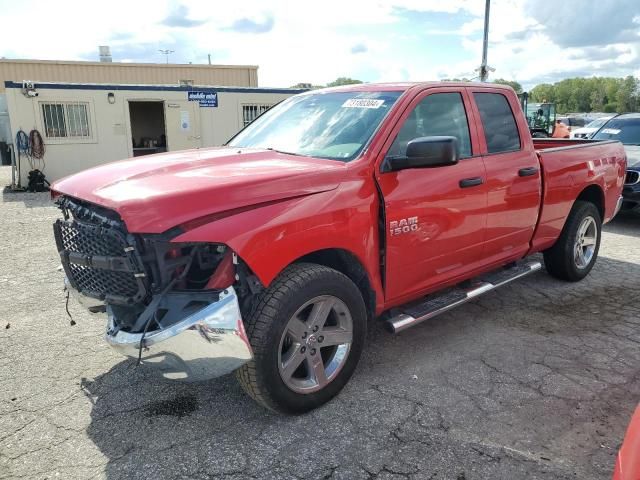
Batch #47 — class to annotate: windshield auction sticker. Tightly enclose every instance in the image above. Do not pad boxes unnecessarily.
[601,128,621,135]
[342,98,385,109]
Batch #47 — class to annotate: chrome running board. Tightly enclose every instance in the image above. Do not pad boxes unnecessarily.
[386,260,542,334]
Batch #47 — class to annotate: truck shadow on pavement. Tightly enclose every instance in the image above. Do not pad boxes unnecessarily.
[82,253,640,480]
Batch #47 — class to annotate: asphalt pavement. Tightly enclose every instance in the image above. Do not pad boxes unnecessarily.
[1,166,639,480]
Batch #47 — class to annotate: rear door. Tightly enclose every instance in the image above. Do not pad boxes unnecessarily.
[469,89,541,264]
[375,88,488,303]
[164,101,201,151]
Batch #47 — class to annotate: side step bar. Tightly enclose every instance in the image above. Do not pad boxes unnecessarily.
[386,260,542,334]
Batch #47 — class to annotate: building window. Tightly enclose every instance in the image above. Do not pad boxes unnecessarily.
[41,101,91,139]
[179,79,194,86]
[242,104,273,127]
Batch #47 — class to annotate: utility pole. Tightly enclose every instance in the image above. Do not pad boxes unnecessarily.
[158,49,174,64]
[479,0,492,82]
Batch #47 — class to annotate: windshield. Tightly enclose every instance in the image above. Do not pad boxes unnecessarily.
[228,90,403,161]
[592,117,640,145]
[585,117,610,129]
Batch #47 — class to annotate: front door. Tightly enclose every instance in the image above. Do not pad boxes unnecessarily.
[376,88,488,304]
[164,101,201,151]
[469,90,541,264]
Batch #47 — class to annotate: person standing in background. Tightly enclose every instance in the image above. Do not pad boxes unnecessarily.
[552,119,570,138]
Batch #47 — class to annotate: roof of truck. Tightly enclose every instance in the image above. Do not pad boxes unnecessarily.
[318,81,515,93]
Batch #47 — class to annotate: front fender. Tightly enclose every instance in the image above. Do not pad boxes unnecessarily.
[171,183,383,304]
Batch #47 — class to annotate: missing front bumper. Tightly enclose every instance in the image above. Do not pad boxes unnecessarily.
[104,287,253,382]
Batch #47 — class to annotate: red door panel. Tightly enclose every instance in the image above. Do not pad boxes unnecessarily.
[378,161,487,302]
[483,151,541,262]
[375,87,488,304]
[469,89,541,264]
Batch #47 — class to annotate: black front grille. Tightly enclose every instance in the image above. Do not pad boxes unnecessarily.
[58,219,128,257]
[625,170,639,185]
[54,214,148,305]
[69,263,139,298]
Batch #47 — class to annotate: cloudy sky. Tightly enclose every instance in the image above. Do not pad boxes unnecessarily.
[0,0,638,89]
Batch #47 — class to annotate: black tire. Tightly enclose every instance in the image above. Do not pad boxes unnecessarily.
[543,200,602,281]
[235,263,367,414]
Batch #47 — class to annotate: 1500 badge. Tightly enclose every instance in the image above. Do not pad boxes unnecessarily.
[389,217,419,236]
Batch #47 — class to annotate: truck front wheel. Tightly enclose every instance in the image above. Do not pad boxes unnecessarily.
[544,200,602,281]
[236,263,367,413]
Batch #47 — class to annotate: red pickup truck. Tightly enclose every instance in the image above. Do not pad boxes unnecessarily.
[52,82,626,413]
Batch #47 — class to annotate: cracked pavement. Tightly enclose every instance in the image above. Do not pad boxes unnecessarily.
[1,165,639,479]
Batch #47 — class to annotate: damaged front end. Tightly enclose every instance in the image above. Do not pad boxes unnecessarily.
[53,196,253,381]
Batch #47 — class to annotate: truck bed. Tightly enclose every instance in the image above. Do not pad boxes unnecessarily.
[532,138,606,150]
[530,138,626,253]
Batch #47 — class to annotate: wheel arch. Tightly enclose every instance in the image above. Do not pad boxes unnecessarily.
[576,184,605,221]
[294,248,377,322]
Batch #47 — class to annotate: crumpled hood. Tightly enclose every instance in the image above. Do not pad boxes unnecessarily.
[52,147,344,233]
[625,145,640,169]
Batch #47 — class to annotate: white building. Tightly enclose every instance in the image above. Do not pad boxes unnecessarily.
[0,59,304,187]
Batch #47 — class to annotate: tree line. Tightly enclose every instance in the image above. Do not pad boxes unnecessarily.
[528,76,639,114]
[441,77,639,114]
[294,76,640,114]
[291,77,363,90]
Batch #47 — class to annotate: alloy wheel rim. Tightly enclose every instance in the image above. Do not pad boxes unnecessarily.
[278,295,353,394]
[574,216,597,269]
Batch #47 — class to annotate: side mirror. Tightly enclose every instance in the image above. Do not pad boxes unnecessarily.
[383,136,459,172]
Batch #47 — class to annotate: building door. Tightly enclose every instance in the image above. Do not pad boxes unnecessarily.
[128,101,168,157]
[164,101,201,151]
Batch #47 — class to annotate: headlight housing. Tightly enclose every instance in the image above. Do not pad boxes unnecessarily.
[138,238,236,293]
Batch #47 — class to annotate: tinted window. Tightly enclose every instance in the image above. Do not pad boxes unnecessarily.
[387,92,472,159]
[474,93,521,153]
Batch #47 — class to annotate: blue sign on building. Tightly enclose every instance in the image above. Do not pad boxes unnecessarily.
[187,91,218,107]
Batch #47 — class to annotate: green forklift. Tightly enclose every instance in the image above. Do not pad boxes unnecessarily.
[518,92,556,137]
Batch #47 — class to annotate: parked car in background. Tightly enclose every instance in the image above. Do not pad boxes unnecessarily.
[571,116,616,139]
[592,113,640,213]
[557,116,590,136]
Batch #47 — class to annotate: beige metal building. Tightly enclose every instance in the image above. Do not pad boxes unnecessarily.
[0,59,304,187]
[0,58,259,93]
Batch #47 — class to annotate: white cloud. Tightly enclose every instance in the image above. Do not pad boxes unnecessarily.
[0,0,638,89]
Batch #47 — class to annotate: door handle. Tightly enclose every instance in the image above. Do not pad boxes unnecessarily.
[459,177,483,188]
[518,167,539,177]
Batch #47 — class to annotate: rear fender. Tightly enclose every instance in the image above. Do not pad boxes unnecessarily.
[530,144,625,253]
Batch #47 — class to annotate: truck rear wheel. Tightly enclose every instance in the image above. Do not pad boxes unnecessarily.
[543,200,601,281]
[236,263,367,414]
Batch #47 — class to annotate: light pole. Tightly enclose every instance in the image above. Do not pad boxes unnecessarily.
[158,49,174,64]
[479,0,492,82]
